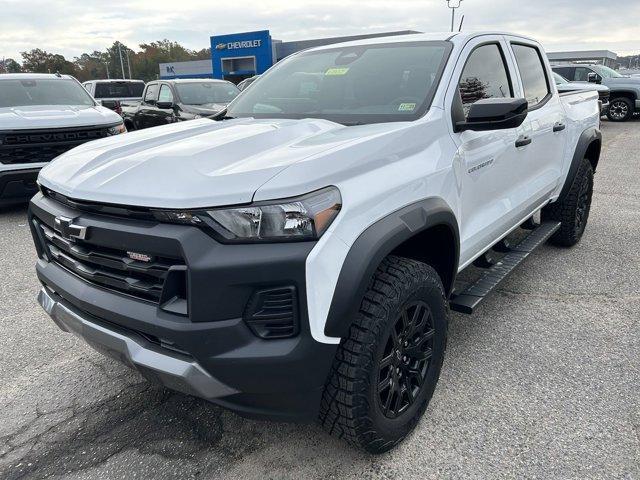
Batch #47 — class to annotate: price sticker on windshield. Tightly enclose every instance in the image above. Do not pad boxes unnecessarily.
[325,67,350,76]
[398,103,417,112]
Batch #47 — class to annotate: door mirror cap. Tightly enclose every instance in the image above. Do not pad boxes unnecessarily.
[156,101,174,109]
[587,72,600,83]
[455,98,528,132]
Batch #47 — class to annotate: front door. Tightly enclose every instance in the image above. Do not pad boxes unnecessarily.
[447,38,528,267]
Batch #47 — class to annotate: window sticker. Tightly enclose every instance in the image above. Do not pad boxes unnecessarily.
[398,102,417,112]
[325,67,350,76]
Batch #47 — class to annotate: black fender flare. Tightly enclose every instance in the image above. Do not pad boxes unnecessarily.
[324,198,459,338]
[558,127,601,202]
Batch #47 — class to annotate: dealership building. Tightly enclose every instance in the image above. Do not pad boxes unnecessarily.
[159,29,420,82]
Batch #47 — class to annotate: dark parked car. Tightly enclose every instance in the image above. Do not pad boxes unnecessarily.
[83,79,145,114]
[552,63,640,121]
[122,79,240,130]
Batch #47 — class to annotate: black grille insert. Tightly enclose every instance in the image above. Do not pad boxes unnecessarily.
[0,125,112,165]
[244,287,299,339]
[36,219,185,304]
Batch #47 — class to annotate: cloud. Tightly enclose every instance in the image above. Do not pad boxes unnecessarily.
[1,0,639,60]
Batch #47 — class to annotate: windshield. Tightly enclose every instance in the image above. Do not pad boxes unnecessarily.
[553,72,569,84]
[226,41,451,125]
[0,78,95,108]
[592,65,624,78]
[94,81,144,98]
[176,82,240,105]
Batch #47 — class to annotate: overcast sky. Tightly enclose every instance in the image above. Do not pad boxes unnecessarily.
[2,0,639,61]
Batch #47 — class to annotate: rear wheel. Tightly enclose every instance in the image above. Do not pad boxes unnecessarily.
[543,158,594,247]
[319,256,448,453]
[607,97,633,122]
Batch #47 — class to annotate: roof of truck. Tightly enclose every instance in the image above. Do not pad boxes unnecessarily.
[0,73,75,80]
[85,79,145,83]
[159,78,234,84]
[303,31,539,52]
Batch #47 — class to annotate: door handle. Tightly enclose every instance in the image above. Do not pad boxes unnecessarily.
[553,122,566,132]
[515,135,532,148]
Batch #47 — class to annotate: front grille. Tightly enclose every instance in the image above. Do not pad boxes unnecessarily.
[0,125,111,165]
[36,219,185,303]
[244,287,299,339]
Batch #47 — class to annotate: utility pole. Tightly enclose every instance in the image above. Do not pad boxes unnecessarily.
[118,43,125,79]
[105,61,110,79]
[446,0,463,32]
[125,48,132,79]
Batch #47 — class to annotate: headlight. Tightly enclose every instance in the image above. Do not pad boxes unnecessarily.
[107,123,127,135]
[153,187,341,243]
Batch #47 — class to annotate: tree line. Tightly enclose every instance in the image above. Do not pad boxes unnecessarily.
[0,40,211,82]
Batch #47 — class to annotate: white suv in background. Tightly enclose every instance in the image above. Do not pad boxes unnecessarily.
[0,74,125,206]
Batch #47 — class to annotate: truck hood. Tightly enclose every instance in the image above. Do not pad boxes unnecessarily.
[0,105,123,131]
[39,117,394,208]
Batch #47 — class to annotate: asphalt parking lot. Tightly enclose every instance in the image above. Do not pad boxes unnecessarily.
[0,119,638,480]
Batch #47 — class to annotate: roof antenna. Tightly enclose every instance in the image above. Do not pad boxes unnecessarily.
[55,71,62,77]
[458,15,465,31]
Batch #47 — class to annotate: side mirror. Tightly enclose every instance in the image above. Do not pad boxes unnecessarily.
[156,101,174,109]
[587,72,600,83]
[455,98,528,132]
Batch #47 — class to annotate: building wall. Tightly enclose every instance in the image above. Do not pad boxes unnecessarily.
[159,59,213,79]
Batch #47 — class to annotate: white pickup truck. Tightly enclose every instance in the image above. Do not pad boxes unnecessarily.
[30,32,601,453]
[0,74,125,206]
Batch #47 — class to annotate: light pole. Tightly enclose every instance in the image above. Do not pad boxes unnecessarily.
[446,0,463,32]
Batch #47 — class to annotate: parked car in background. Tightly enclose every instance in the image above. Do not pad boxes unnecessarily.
[237,75,260,91]
[30,32,602,452]
[82,79,145,115]
[121,79,239,130]
[552,72,610,115]
[0,73,125,206]
[552,63,640,121]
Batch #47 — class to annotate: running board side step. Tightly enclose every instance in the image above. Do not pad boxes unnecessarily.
[450,221,561,314]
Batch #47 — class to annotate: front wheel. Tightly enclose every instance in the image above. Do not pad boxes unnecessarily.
[607,97,634,122]
[319,256,448,453]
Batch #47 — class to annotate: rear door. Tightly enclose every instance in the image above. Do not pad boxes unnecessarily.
[507,40,565,209]
[446,36,528,266]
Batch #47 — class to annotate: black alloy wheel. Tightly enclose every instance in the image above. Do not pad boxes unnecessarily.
[377,301,434,419]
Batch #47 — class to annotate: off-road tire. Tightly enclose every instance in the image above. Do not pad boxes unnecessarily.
[607,97,634,122]
[319,255,448,453]
[543,158,594,247]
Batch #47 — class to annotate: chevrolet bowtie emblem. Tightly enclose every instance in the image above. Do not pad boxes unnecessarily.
[54,216,87,240]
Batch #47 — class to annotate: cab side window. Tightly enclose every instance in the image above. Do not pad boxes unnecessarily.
[144,83,159,104]
[511,44,551,107]
[553,67,575,81]
[459,44,513,115]
[574,67,594,82]
[158,85,174,104]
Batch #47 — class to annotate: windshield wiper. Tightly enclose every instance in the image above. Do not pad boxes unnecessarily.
[211,109,236,121]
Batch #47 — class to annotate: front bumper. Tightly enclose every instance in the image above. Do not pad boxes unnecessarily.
[0,168,40,206]
[30,192,338,421]
[39,286,238,400]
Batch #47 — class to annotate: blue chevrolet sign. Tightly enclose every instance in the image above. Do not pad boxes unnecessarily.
[210,30,274,80]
